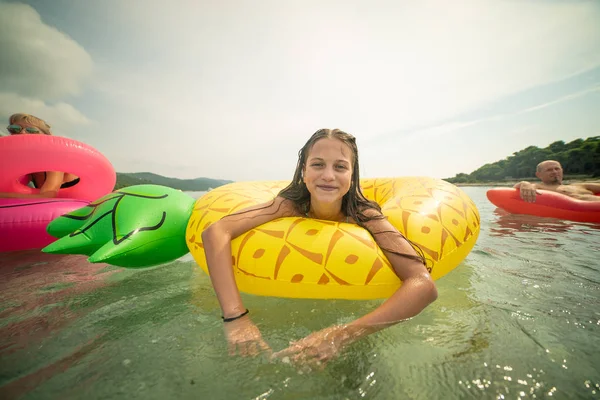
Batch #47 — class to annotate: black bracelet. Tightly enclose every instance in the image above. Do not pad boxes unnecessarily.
[222,309,249,322]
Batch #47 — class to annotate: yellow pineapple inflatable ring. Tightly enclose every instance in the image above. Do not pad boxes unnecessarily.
[186,177,480,300]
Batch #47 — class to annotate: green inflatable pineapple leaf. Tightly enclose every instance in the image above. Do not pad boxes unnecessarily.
[43,185,195,268]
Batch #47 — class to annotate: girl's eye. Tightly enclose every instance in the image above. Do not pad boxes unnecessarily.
[336,165,348,170]
[311,163,324,167]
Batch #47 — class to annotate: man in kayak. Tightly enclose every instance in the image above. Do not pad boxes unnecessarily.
[514,160,600,202]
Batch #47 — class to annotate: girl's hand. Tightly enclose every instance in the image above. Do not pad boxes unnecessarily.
[272,325,355,370]
[223,316,271,357]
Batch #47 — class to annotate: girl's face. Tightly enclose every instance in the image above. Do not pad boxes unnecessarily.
[302,137,353,208]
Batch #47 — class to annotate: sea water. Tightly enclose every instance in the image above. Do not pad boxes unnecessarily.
[1,187,599,399]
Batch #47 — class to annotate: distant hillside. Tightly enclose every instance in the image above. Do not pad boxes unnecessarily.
[114,173,154,189]
[115,172,233,191]
[445,136,600,184]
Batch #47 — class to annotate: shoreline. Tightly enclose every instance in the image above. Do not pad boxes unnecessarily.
[454,178,600,187]
[455,183,514,187]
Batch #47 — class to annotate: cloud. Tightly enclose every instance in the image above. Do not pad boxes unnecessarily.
[84,0,600,181]
[518,85,600,115]
[4,0,599,181]
[0,2,93,99]
[0,2,94,137]
[98,0,600,135]
[366,81,600,150]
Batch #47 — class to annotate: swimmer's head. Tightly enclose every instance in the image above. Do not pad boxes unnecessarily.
[536,160,563,185]
[297,128,358,177]
[7,113,52,135]
[280,128,373,219]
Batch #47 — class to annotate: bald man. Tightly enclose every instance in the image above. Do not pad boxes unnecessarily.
[514,160,600,202]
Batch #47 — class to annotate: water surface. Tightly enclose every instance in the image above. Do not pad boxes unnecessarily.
[1,187,599,399]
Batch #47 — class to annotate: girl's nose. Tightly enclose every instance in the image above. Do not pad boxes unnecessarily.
[322,167,335,180]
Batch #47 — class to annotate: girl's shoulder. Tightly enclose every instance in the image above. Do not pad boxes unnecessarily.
[276,196,304,218]
[358,205,384,219]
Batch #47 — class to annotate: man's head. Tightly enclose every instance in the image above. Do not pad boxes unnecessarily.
[536,160,563,185]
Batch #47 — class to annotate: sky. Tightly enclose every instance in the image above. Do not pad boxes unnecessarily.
[1,0,599,181]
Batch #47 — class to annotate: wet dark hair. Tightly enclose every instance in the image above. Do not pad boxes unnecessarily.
[277,128,427,267]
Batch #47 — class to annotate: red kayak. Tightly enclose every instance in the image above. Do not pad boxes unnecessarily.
[486,188,600,223]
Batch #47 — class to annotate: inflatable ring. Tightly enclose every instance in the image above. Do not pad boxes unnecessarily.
[186,177,481,300]
[0,134,115,201]
[487,188,600,223]
[0,134,115,251]
[0,198,91,252]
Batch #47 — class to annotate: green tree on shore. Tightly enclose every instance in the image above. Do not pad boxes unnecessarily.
[445,136,600,183]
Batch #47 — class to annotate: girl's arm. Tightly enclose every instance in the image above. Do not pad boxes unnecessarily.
[272,209,437,365]
[340,210,438,341]
[201,196,295,318]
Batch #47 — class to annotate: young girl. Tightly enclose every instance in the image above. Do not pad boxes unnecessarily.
[201,128,438,368]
